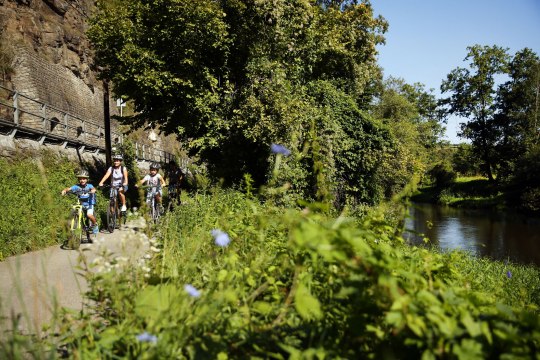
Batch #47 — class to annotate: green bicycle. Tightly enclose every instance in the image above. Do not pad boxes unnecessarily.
[67,190,96,249]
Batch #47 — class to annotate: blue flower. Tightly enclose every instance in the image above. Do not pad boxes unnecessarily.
[184,284,201,298]
[136,331,157,344]
[270,143,291,156]
[506,270,512,279]
[211,229,231,247]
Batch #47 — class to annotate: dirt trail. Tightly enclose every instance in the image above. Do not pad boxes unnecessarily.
[0,217,148,336]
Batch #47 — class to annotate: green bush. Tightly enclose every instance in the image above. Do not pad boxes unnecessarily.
[50,189,540,359]
[0,151,106,259]
[428,163,457,188]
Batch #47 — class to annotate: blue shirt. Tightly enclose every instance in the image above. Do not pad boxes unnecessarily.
[70,184,95,206]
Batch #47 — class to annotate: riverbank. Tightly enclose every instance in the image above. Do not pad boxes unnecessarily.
[411,176,539,215]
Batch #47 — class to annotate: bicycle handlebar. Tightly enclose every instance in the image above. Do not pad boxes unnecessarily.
[99,184,123,189]
[66,189,94,196]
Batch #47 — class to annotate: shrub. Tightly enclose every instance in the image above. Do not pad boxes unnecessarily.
[50,189,540,359]
[428,163,457,188]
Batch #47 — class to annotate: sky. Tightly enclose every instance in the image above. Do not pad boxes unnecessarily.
[371,0,540,143]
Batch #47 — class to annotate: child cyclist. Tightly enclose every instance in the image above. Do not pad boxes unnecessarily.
[135,162,166,210]
[98,154,129,212]
[61,169,98,234]
[165,160,184,205]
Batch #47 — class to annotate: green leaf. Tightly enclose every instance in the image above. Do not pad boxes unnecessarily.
[294,283,322,321]
[252,301,273,315]
[135,284,182,322]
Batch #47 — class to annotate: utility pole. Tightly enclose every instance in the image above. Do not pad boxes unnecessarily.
[103,79,112,168]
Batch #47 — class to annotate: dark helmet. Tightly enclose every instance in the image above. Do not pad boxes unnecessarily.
[112,154,123,161]
[76,169,89,178]
[150,162,160,170]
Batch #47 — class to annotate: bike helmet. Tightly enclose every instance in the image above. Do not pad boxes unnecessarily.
[150,162,160,170]
[112,154,123,161]
[76,169,89,178]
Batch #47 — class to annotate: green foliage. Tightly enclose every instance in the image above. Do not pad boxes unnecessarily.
[494,48,540,181]
[428,163,457,188]
[452,143,482,176]
[440,45,511,181]
[0,152,107,259]
[88,0,399,204]
[52,189,540,358]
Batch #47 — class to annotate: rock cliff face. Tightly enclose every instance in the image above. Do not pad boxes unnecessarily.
[0,0,179,156]
[0,0,98,88]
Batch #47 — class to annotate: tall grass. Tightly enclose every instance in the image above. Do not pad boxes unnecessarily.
[44,187,540,359]
[0,151,107,260]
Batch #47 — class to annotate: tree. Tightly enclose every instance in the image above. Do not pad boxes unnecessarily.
[89,0,397,205]
[440,45,510,181]
[493,48,540,180]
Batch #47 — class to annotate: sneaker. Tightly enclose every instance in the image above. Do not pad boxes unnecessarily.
[93,225,99,234]
[121,204,127,212]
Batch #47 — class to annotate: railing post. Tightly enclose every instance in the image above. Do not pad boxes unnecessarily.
[13,91,19,125]
[41,103,47,132]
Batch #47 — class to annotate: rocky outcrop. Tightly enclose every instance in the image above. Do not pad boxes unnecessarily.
[0,0,97,88]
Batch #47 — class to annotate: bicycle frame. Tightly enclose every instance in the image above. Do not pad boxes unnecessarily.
[67,191,93,249]
[141,185,162,223]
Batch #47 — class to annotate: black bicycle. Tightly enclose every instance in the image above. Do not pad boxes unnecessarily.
[166,183,181,211]
[101,184,126,233]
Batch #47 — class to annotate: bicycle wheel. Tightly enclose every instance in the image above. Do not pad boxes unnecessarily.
[153,199,161,223]
[68,211,83,250]
[107,197,117,233]
[115,203,122,229]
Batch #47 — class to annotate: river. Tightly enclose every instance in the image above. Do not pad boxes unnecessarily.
[403,203,540,267]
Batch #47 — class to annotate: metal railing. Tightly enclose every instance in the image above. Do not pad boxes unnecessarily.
[0,84,174,163]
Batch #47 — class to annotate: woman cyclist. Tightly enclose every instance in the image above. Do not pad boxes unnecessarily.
[98,154,129,212]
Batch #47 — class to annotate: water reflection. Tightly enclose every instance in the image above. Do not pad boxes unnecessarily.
[404,203,540,266]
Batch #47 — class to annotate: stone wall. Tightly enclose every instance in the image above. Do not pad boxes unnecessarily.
[11,45,107,127]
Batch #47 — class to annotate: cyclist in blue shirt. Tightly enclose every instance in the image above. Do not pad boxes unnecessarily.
[61,169,99,234]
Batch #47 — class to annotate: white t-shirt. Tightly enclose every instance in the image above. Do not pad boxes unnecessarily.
[143,173,162,187]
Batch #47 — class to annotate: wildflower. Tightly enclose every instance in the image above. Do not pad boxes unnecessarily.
[136,331,157,344]
[184,284,201,298]
[150,246,161,253]
[270,143,291,156]
[211,229,231,247]
[506,270,512,279]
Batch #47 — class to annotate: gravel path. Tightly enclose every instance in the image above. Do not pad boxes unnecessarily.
[0,217,149,336]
